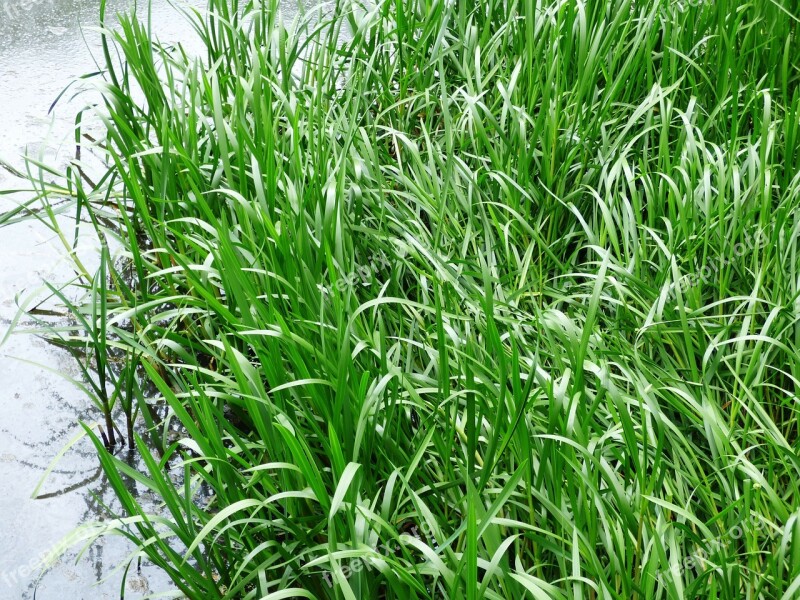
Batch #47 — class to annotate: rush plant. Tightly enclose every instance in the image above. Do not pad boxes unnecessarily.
[3,0,800,598]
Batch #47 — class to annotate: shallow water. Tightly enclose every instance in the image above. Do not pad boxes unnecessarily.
[0,0,307,596]
[0,3,194,596]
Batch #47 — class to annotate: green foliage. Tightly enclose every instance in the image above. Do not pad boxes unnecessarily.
[3,0,800,597]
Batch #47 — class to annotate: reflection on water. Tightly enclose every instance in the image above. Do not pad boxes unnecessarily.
[0,315,178,598]
[0,0,201,597]
[0,0,200,176]
[1,0,311,594]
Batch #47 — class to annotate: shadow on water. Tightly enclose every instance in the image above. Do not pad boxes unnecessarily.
[0,0,200,596]
[1,0,308,595]
[0,309,179,597]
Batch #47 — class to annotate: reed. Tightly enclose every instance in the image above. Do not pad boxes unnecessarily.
[2,0,800,597]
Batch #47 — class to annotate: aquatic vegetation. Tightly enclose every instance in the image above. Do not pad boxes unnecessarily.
[3,0,800,597]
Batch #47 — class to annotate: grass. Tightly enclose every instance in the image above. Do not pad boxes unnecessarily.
[2,0,800,597]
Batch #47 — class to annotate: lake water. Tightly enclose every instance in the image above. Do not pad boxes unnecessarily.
[0,0,295,596]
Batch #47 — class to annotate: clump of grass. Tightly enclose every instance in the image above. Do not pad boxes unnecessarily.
[3,0,800,597]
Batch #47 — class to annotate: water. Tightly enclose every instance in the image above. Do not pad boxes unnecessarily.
[0,0,234,597]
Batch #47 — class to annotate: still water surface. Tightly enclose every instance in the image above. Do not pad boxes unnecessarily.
[0,3,197,597]
[0,0,293,596]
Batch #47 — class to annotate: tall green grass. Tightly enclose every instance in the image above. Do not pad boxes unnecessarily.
[3,0,800,597]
